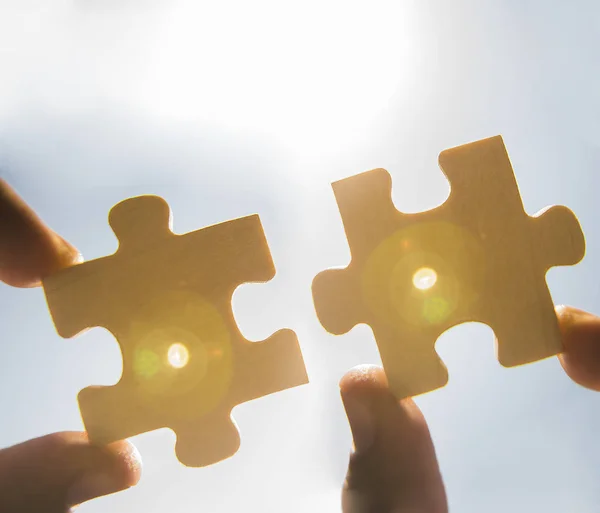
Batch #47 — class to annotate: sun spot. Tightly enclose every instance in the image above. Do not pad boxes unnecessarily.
[168,343,190,369]
[412,267,437,290]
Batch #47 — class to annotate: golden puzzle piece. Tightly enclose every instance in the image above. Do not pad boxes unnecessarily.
[313,135,585,399]
[43,196,308,467]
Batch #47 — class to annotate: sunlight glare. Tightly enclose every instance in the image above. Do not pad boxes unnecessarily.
[144,0,419,150]
[413,267,437,290]
[168,342,190,369]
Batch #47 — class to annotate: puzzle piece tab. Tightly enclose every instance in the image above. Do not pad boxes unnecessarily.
[43,196,308,467]
[313,136,585,399]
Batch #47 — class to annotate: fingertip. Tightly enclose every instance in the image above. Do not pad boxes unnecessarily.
[556,304,600,331]
[340,365,426,454]
[340,367,382,453]
[54,234,84,269]
[339,364,387,396]
[2,236,82,288]
[0,432,143,511]
[104,439,143,489]
[556,305,600,391]
[340,364,422,417]
[66,439,142,507]
[0,180,82,288]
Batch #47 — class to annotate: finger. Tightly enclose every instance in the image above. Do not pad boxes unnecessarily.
[557,305,600,391]
[0,179,81,288]
[340,365,447,513]
[0,432,142,513]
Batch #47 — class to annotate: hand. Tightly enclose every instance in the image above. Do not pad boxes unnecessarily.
[338,310,600,512]
[4,180,598,513]
[0,180,142,513]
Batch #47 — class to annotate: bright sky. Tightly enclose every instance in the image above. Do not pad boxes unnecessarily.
[1,1,599,512]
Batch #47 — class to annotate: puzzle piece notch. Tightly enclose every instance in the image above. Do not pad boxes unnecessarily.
[43,196,308,467]
[438,135,527,217]
[313,135,585,399]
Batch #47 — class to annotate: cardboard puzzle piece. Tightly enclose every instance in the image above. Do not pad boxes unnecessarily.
[313,135,585,399]
[43,196,308,467]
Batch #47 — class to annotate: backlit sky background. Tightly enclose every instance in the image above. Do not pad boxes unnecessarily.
[1,1,600,511]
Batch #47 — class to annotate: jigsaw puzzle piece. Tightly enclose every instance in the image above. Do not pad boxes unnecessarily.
[488,205,585,366]
[312,269,363,335]
[531,205,585,269]
[331,168,399,260]
[438,136,585,366]
[174,410,241,467]
[490,301,560,367]
[82,380,242,467]
[110,198,275,297]
[43,257,112,338]
[313,135,585,400]
[181,213,276,288]
[312,168,401,334]
[231,328,308,404]
[78,383,163,444]
[78,315,233,445]
[438,135,526,216]
[43,196,308,466]
[109,195,173,252]
[43,196,175,338]
[375,323,449,398]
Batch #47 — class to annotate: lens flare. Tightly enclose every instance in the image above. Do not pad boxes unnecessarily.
[412,267,437,290]
[168,343,190,369]
[134,348,161,378]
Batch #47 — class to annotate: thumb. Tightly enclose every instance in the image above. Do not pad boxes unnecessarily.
[340,365,447,513]
[0,432,142,513]
[557,305,600,391]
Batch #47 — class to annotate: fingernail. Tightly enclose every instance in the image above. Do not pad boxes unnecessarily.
[342,394,375,453]
[67,472,122,507]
